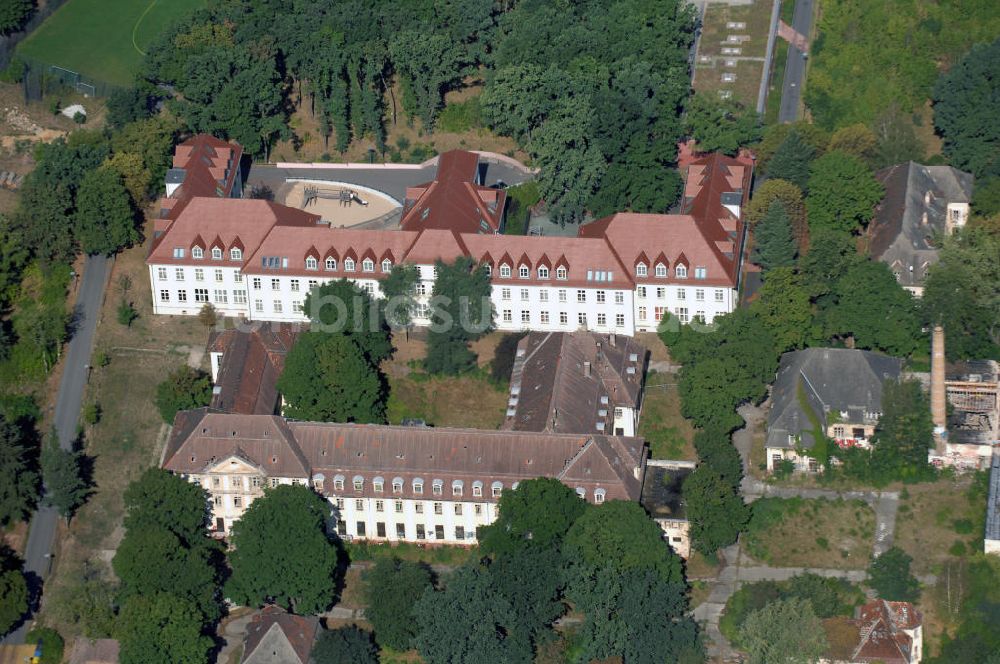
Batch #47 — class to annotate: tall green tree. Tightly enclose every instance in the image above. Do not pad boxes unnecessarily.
[478,477,587,556]
[693,424,743,488]
[122,468,210,547]
[0,546,27,637]
[752,201,798,271]
[276,332,387,423]
[746,179,808,248]
[867,546,921,602]
[933,38,1000,179]
[828,123,878,166]
[362,558,433,652]
[0,415,38,526]
[311,626,379,664]
[753,121,829,172]
[766,130,816,189]
[751,267,814,352]
[0,0,32,34]
[41,429,90,520]
[154,366,212,424]
[379,264,419,332]
[684,465,749,555]
[116,593,213,664]
[226,485,340,615]
[304,279,392,365]
[825,261,922,356]
[684,95,761,156]
[425,258,493,375]
[739,597,827,664]
[869,379,935,483]
[806,151,884,234]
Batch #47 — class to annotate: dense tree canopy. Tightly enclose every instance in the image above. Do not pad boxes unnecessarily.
[154,366,212,424]
[122,468,210,547]
[379,264,419,331]
[739,597,827,664]
[311,626,379,664]
[806,151,884,234]
[0,414,38,526]
[0,0,32,34]
[425,258,493,375]
[752,202,797,271]
[933,38,1000,179]
[304,279,392,365]
[116,593,213,664]
[276,332,387,423]
[867,547,921,602]
[40,430,90,520]
[751,267,815,352]
[226,485,340,615]
[74,168,139,256]
[0,545,27,637]
[684,465,749,555]
[363,557,433,652]
[684,95,761,156]
[868,379,936,483]
[478,478,586,556]
[766,130,816,189]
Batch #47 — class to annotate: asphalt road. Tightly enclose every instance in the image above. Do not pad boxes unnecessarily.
[778,0,815,123]
[2,254,111,645]
[248,159,534,204]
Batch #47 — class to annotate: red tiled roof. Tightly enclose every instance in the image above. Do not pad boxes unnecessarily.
[244,225,417,278]
[400,151,506,235]
[208,323,300,415]
[162,409,647,502]
[148,198,320,265]
[158,134,243,221]
[241,605,318,664]
[851,600,922,664]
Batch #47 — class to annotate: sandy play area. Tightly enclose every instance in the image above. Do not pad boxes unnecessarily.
[282,180,401,228]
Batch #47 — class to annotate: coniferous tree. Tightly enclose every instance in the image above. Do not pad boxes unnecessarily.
[766,130,816,189]
[0,415,38,526]
[41,429,90,521]
[425,258,493,375]
[752,201,797,271]
[0,545,28,637]
[869,379,936,483]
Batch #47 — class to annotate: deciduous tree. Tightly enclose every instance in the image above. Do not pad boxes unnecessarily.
[825,261,922,356]
[738,597,827,664]
[828,123,878,166]
[684,465,749,555]
[379,264,419,332]
[305,279,392,365]
[311,626,379,664]
[425,258,493,375]
[362,558,433,651]
[0,546,27,637]
[867,546,921,602]
[116,593,213,664]
[869,379,935,483]
[226,485,340,614]
[154,366,212,424]
[478,478,586,556]
[751,267,814,352]
[684,95,761,156]
[122,468,210,547]
[806,151,884,234]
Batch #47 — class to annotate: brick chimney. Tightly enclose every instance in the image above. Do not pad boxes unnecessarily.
[931,326,947,442]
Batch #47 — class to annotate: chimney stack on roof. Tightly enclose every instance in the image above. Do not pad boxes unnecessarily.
[931,325,947,447]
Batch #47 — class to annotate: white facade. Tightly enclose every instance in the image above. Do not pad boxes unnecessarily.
[148,260,738,336]
[330,494,497,545]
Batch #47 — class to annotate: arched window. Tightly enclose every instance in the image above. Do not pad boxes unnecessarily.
[362,258,374,272]
[499,264,511,278]
[373,476,384,493]
[412,478,424,494]
[594,488,606,503]
[230,248,242,261]
[675,264,687,278]
[333,475,345,491]
[472,481,484,497]
[381,259,392,273]
[211,247,223,260]
[636,263,647,277]
[392,477,403,493]
[556,266,568,280]
[325,257,336,270]
[305,256,318,270]
[655,263,667,277]
[575,487,586,499]
[537,266,549,279]
[192,246,204,259]
[345,258,356,272]
[352,475,364,491]
[491,481,503,497]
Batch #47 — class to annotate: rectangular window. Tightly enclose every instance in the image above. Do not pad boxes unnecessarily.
[233,290,247,305]
[540,311,550,324]
[520,288,529,301]
[715,289,725,302]
[375,500,384,512]
[254,299,264,312]
[433,502,443,515]
[474,504,483,516]
[416,524,426,540]
[157,267,168,280]
[271,279,280,291]
[637,286,646,298]
[596,290,606,303]
[213,289,228,304]
[356,521,366,537]
[233,496,242,508]
[521,310,530,323]
[376,522,386,538]
[394,500,403,513]
[657,287,666,299]
[415,502,424,514]
[290,279,300,292]
[234,270,242,283]
[292,301,303,313]
[616,313,625,327]
[194,288,209,303]
[503,309,512,323]
[159,289,170,302]
[396,523,406,538]
[677,288,686,300]
[639,306,647,320]
[539,290,549,302]
[175,268,185,281]
[674,307,689,323]
[456,526,465,540]
[559,312,568,325]
[194,268,204,282]
[597,313,607,326]
[454,503,463,516]
[655,306,665,322]
[435,525,445,540]
[558,290,567,303]
[214,269,224,282]
[502,288,511,301]
[615,291,624,304]
[337,519,346,534]
[695,267,707,279]
[577,290,586,303]
[273,301,283,313]
[355,499,364,510]
[695,289,705,301]
[578,313,587,327]
[177,290,188,302]
[252,277,262,290]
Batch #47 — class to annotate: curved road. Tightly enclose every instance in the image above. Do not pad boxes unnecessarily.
[2,254,111,645]
[778,0,816,123]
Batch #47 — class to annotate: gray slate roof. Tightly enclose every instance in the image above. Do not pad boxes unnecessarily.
[869,161,973,288]
[766,348,902,450]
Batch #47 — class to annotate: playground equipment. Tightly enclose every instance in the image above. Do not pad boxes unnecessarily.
[303,185,368,208]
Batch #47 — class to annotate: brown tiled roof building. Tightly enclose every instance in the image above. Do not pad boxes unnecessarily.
[241,605,318,664]
[207,322,300,415]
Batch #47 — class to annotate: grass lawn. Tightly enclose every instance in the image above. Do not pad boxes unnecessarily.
[17,0,205,86]
[639,375,696,461]
[763,40,788,124]
[894,474,987,575]
[39,230,209,636]
[744,497,875,568]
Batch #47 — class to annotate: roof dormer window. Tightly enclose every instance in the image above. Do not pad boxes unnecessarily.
[345,258,355,272]
[381,259,392,273]
[519,265,529,279]
[230,248,242,261]
[538,266,549,279]
[499,264,511,278]
[211,247,222,260]
[192,246,204,259]
[675,265,687,279]
[556,266,568,280]
[636,263,647,277]
[362,258,374,272]
[325,257,336,271]
[173,247,185,259]
[655,263,667,278]
[305,256,318,270]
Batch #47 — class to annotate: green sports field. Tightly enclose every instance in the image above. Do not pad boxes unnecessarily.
[17,0,205,87]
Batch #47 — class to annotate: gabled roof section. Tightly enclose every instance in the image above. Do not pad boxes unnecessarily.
[400,151,506,235]
[208,322,301,415]
[159,134,243,222]
[242,605,318,664]
[402,228,469,264]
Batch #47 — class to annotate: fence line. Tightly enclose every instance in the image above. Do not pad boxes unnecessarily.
[0,0,71,70]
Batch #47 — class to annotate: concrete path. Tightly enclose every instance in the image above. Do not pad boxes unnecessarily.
[215,612,254,664]
[2,255,111,645]
[777,0,816,122]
